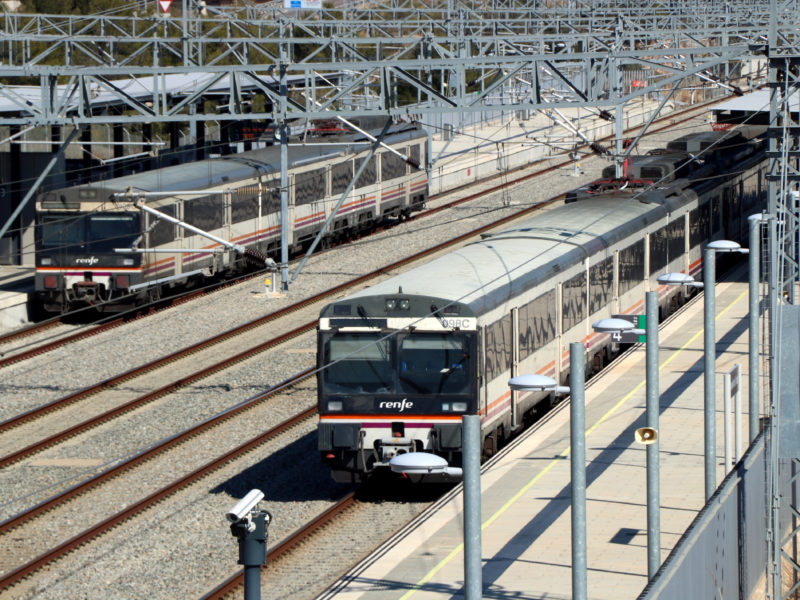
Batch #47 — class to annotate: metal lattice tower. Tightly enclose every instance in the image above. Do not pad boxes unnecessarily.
[766,0,800,597]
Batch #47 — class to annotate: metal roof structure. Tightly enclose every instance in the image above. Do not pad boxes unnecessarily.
[0,0,789,127]
[712,89,800,113]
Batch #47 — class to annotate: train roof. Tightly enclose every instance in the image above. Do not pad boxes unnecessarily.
[342,191,688,317]
[50,122,424,198]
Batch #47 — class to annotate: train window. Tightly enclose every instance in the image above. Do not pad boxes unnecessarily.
[484,315,512,382]
[39,212,140,253]
[562,271,586,332]
[518,289,556,361]
[331,161,354,196]
[649,224,669,274]
[723,186,740,240]
[381,151,407,182]
[85,214,140,252]
[667,217,685,265]
[409,144,421,169]
[398,333,471,395]
[184,194,224,232]
[711,195,722,233]
[295,168,326,206]
[618,240,644,296]
[149,204,176,247]
[355,156,376,188]
[264,181,281,215]
[589,257,613,315]
[322,333,393,394]
[690,203,710,248]
[38,214,85,252]
[231,185,259,224]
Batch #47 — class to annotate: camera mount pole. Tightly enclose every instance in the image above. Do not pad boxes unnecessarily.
[229,510,271,600]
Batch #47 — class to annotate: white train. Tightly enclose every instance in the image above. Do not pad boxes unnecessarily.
[34,122,428,313]
[316,125,766,482]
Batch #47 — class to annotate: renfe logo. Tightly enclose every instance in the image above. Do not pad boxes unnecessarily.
[75,256,99,265]
[379,399,414,411]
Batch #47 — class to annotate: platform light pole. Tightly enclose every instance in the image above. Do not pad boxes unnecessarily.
[592,291,660,579]
[660,239,748,501]
[389,423,473,597]
[509,343,586,600]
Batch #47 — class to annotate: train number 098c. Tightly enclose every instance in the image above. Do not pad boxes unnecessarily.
[441,318,473,329]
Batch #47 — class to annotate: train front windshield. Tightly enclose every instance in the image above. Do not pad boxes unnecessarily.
[322,332,472,396]
[39,213,140,254]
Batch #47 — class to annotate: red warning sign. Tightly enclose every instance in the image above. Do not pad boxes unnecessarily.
[158,0,172,13]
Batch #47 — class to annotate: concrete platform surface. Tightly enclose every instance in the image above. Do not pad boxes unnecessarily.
[318,274,753,600]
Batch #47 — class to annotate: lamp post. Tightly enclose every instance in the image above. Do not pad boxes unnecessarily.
[389,422,474,597]
[659,239,748,501]
[747,214,769,442]
[703,240,749,500]
[509,343,585,600]
[592,290,660,579]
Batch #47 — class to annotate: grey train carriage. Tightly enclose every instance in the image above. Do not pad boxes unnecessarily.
[316,124,767,483]
[34,122,427,313]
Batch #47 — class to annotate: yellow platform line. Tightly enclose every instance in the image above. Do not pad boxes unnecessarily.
[399,288,748,599]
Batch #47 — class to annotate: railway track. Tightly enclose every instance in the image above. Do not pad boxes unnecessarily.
[0,176,573,467]
[0,98,714,369]
[0,102,724,598]
[0,371,318,590]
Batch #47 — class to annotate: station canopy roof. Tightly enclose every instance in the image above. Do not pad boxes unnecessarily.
[711,89,799,114]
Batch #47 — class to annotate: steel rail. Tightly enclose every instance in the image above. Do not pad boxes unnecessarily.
[200,494,359,600]
[0,97,720,465]
[0,97,715,369]
[0,368,315,537]
[0,382,318,590]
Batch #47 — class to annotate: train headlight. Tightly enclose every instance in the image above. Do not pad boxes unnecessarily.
[398,299,410,310]
[452,402,468,412]
[40,257,52,266]
[122,258,134,266]
[328,401,343,411]
[385,299,396,311]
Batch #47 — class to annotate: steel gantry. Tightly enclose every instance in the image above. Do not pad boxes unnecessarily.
[0,0,783,128]
[765,0,800,598]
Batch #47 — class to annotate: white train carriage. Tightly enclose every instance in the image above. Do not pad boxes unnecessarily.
[317,125,767,483]
[34,123,428,313]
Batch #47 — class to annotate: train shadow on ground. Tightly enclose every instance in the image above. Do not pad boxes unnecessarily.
[208,430,457,504]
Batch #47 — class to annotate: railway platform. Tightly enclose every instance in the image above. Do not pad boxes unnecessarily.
[0,266,33,331]
[317,270,755,600]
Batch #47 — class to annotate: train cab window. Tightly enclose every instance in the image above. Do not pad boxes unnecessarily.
[39,214,84,251]
[85,214,140,252]
[398,333,470,395]
[39,213,140,253]
[322,333,393,394]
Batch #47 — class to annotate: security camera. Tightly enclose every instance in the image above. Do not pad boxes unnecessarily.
[226,489,265,523]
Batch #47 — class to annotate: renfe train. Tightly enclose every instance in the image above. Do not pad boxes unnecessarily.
[34,122,427,313]
[316,124,767,483]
